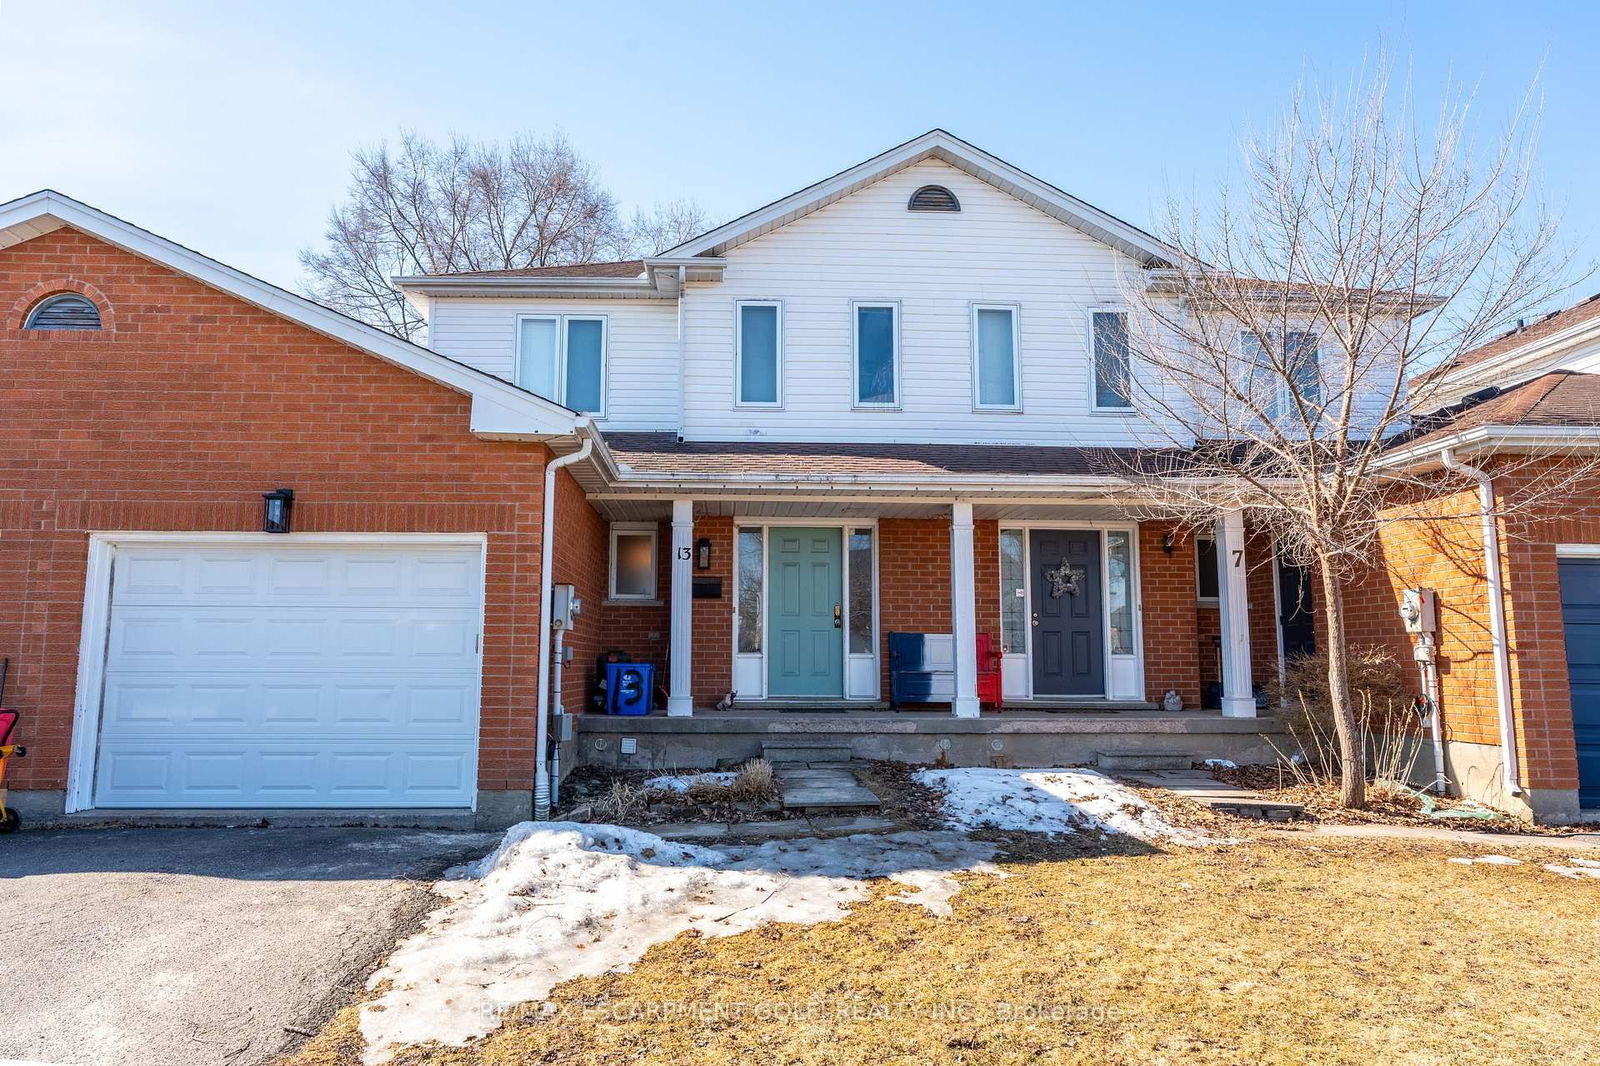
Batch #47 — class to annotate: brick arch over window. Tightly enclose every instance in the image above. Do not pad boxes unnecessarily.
[13,278,117,332]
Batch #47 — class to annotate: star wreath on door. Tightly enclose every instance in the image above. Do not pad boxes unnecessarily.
[1046,560,1083,597]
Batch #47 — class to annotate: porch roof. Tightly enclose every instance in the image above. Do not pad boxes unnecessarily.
[602,432,1180,479]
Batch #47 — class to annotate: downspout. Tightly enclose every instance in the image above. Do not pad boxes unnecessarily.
[675,265,687,442]
[535,435,594,820]
[1438,447,1523,798]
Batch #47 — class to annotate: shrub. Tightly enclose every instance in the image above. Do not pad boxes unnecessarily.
[1265,646,1425,790]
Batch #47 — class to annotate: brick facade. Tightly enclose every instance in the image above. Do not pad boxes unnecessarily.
[0,226,554,795]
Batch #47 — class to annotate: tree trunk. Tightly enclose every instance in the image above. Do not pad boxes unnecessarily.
[1317,564,1366,808]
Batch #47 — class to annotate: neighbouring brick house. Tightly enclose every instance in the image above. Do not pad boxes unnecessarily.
[8,130,1585,829]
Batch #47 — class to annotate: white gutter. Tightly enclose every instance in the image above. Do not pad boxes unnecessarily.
[534,435,594,819]
[1438,447,1523,799]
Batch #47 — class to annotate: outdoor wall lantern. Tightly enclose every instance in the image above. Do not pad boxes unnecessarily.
[695,537,712,570]
[1162,531,1175,555]
[262,488,295,534]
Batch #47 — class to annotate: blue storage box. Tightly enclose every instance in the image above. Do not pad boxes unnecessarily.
[605,662,654,715]
[887,632,955,709]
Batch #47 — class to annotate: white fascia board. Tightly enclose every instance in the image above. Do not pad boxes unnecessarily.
[0,190,583,439]
[659,129,1178,266]
[1422,319,1600,407]
[1377,424,1600,471]
[392,275,660,299]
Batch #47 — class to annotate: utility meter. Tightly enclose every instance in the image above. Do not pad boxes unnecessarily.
[1400,588,1437,636]
[551,583,581,630]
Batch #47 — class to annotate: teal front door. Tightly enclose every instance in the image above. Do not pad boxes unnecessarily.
[768,527,844,696]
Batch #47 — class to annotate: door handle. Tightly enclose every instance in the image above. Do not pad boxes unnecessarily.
[833,603,843,628]
[1031,612,1039,627]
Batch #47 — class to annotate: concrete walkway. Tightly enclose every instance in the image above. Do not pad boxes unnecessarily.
[1268,821,1600,852]
[0,826,496,1066]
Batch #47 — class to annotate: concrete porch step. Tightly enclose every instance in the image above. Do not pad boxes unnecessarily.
[1095,753,1195,771]
[1120,770,1305,822]
[761,742,855,765]
[773,761,882,812]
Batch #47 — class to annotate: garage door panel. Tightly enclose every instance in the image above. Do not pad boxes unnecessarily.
[94,742,476,807]
[102,676,477,735]
[105,607,480,672]
[112,548,482,609]
[93,542,483,810]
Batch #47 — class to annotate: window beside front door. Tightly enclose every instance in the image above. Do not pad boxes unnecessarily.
[608,523,657,600]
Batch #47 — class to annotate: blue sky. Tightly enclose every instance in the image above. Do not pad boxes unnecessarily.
[2,0,1594,304]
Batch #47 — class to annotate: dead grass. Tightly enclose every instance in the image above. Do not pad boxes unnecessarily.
[280,836,1600,1066]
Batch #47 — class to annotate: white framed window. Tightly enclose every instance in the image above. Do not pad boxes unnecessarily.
[1241,329,1322,421]
[515,313,607,416]
[608,523,657,601]
[851,301,900,408]
[971,303,1021,410]
[1091,309,1133,411]
[1196,535,1219,602]
[735,301,783,407]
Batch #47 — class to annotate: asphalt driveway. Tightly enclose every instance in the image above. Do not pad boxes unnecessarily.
[0,826,499,1066]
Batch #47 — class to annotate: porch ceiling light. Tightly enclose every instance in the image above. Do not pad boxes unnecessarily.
[262,488,295,534]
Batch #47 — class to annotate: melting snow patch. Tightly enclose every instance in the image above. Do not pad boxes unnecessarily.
[1544,856,1600,879]
[913,767,1220,845]
[1201,758,1238,770]
[641,771,739,792]
[1448,855,1523,865]
[359,822,1001,1062]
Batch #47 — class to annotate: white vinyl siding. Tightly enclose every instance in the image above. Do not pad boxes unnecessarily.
[424,298,678,431]
[736,301,782,406]
[972,303,1020,410]
[678,159,1174,445]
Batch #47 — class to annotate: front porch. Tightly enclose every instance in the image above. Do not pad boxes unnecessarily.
[576,705,1288,771]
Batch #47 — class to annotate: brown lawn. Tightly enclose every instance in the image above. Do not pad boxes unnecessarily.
[286,835,1600,1066]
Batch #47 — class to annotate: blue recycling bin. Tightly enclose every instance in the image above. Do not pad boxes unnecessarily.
[605,662,654,715]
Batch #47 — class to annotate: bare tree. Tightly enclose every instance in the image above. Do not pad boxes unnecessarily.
[624,199,709,258]
[1114,66,1571,807]
[299,131,630,340]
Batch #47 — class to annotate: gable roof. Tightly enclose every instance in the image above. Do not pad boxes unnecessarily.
[0,190,583,440]
[1412,292,1600,409]
[660,129,1179,266]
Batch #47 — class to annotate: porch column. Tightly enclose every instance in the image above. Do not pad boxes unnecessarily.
[1215,509,1255,718]
[950,501,981,719]
[667,497,695,717]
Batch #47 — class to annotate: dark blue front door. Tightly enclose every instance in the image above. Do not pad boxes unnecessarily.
[1030,529,1104,696]
[1559,559,1600,807]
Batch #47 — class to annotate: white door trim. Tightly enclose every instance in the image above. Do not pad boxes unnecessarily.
[731,517,880,702]
[997,520,1144,702]
[65,531,489,814]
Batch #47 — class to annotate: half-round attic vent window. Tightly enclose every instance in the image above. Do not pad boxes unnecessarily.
[24,293,102,331]
[908,185,960,212]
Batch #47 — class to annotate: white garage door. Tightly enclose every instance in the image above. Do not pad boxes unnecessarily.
[92,541,484,809]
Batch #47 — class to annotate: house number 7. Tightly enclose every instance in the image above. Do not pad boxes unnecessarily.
[1232,549,1243,568]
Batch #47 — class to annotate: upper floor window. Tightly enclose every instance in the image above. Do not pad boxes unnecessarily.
[908,185,961,212]
[24,293,102,331]
[1242,330,1321,421]
[516,314,606,415]
[972,304,1020,410]
[1092,310,1132,410]
[852,301,899,407]
[736,301,782,406]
